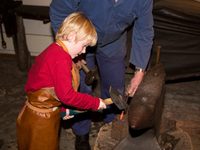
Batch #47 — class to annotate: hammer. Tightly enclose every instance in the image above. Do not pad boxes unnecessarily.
[79,61,97,85]
[61,86,128,117]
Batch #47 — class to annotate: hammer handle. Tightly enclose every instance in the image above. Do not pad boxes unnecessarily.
[63,98,113,116]
[104,98,113,105]
[80,62,90,73]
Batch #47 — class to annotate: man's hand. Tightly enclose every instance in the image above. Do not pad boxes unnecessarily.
[126,71,145,97]
[75,59,87,70]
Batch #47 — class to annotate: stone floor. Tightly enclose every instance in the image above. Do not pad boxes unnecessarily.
[0,54,199,150]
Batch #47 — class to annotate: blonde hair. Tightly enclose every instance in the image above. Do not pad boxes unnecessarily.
[56,12,97,46]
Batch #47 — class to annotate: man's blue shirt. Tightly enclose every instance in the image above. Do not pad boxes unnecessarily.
[50,0,154,69]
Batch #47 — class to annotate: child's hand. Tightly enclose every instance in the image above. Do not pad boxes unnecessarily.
[98,98,107,110]
[63,115,74,120]
[62,109,74,120]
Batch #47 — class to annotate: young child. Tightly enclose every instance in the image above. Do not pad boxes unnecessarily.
[16,12,106,150]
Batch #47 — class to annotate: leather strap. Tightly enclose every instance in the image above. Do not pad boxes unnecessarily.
[56,39,80,91]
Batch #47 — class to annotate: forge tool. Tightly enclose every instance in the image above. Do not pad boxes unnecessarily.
[61,86,128,118]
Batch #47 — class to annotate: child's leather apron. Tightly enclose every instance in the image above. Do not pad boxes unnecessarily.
[16,88,62,150]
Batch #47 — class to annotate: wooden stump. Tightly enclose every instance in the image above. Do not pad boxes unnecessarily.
[94,114,129,150]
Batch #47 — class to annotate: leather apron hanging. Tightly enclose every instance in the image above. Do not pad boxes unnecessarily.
[16,40,80,150]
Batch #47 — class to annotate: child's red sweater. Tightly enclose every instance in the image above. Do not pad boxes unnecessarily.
[25,43,99,111]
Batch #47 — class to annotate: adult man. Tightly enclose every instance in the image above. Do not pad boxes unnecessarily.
[50,0,154,149]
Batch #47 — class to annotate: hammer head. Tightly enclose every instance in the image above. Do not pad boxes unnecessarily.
[109,86,128,110]
[85,69,97,85]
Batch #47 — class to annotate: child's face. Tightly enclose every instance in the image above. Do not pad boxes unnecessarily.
[69,39,89,59]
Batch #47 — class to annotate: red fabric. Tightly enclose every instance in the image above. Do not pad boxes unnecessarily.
[25,43,99,111]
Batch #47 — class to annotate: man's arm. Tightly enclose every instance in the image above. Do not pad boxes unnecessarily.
[127,0,154,96]
[49,0,80,33]
[130,0,154,70]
